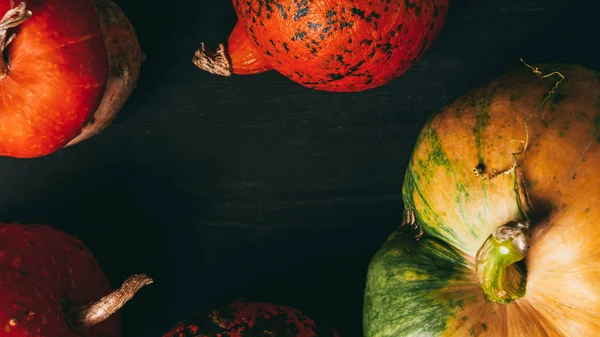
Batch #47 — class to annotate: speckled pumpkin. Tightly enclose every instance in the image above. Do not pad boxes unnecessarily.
[194,0,449,92]
[364,62,600,336]
[162,300,339,337]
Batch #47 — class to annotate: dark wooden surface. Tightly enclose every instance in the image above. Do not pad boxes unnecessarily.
[1,0,599,336]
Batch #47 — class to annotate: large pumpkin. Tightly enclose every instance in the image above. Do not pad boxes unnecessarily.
[363,62,600,336]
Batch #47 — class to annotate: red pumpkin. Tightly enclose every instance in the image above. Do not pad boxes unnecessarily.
[0,223,152,337]
[194,0,449,92]
[0,0,142,158]
[163,300,339,337]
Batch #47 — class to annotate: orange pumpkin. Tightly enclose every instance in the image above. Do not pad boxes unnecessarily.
[193,0,449,92]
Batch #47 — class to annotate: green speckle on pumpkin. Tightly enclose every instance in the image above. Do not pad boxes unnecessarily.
[550,91,567,105]
[468,323,488,336]
[456,184,482,240]
[412,114,436,152]
[473,94,492,163]
[403,166,459,244]
[412,127,452,180]
[541,117,557,128]
[403,126,463,246]
[429,132,452,169]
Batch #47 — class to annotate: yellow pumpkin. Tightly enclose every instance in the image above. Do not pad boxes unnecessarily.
[363,62,600,337]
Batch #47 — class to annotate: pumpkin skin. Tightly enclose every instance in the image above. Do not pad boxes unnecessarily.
[363,63,600,336]
[66,0,143,147]
[162,300,339,337]
[0,0,142,158]
[194,0,449,92]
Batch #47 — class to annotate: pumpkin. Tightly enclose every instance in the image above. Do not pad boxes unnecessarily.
[193,0,449,92]
[0,0,142,158]
[162,300,339,337]
[363,62,600,336]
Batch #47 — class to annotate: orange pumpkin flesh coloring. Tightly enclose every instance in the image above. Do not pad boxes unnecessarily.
[194,0,449,92]
[0,0,142,159]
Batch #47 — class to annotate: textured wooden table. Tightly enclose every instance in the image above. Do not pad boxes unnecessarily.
[0,0,598,336]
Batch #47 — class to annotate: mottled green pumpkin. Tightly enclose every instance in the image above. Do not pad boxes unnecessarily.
[364,63,600,337]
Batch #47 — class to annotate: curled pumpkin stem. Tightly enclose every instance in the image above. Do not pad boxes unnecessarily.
[0,2,32,79]
[193,43,233,77]
[476,220,530,304]
[473,123,530,182]
[519,58,565,111]
[472,60,566,216]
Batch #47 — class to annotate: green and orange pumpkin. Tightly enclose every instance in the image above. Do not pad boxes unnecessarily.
[363,62,600,336]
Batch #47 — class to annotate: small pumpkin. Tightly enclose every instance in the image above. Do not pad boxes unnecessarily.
[363,62,600,336]
[193,0,449,92]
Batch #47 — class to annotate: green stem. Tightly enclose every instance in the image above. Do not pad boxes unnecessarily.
[475,221,529,304]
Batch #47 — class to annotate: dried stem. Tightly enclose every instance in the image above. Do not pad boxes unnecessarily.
[68,273,153,332]
[399,208,423,240]
[0,2,32,79]
[193,43,233,77]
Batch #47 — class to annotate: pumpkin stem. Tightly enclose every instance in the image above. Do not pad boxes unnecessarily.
[475,221,529,304]
[193,21,273,77]
[193,42,233,77]
[67,273,153,332]
[400,208,423,240]
[0,2,31,79]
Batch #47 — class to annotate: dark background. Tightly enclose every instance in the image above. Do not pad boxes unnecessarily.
[1,0,599,336]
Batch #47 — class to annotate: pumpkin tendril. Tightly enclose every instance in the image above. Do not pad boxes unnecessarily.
[472,122,535,221]
[519,58,565,110]
[473,123,529,182]
[472,59,565,182]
